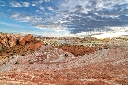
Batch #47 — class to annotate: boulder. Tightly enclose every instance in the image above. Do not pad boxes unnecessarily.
[6,33,11,38]
[19,34,34,45]
[9,37,17,47]
[24,34,34,43]
[19,37,25,45]
[15,34,22,38]
[1,36,9,47]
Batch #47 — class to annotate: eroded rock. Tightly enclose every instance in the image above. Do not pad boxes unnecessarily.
[0,33,44,58]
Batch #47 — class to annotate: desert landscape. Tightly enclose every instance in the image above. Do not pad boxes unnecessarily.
[0,32,128,85]
[0,0,128,85]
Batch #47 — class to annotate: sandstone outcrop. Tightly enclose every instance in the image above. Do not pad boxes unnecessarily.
[0,33,44,58]
[58,45,98,56]
[9,37,17,47]
[19,34,34,45]
[19,36,25,45]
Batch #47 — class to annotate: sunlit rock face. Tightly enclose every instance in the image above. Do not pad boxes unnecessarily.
[9,36,17,47]
[0,33,35,48]
[1,35,9,47]
[57,45,98,56]
[19,36,25,45]
[0,33,44,58]
[19,34,34,45]
[0,33,18,47]
[24,34,34,43]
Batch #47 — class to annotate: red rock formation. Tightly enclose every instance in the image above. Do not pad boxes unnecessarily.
[0,33,44,58]
[19,34,34,45]
[24,34,34,43]
[1,36,9,47]
[19,36,25,45]
[58,45,98,56]
[9,37,17,47]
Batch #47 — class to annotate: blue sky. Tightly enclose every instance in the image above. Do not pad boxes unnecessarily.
[0,0,128,37]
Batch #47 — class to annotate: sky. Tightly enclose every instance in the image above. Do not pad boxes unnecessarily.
[0,0,128,37]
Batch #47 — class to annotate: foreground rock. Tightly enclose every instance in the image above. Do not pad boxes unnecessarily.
[57,45,100,56]
[0,46,128,85]
[0,33,44,59]
[19,34,34,45]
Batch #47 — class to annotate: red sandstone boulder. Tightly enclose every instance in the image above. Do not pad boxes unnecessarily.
[19,37,25,45]
[6,33,11,38]
[15,34,22,38]
[24,34,34,43]
[19,34,34,45]
[0,33,44,57]
[9,37,17,47]
[58,45,97,56]
[1,36,9,47]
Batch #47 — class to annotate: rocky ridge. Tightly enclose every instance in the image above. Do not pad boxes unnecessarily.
[0,33,44,59]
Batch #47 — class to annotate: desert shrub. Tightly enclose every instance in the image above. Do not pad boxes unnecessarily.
[10,53,14,56]
[28,60,34,64]
[13,50,17,53]
[2,46,8,51]
[21,54,25,56]
[0,53,2,56]
[15,61,19,64]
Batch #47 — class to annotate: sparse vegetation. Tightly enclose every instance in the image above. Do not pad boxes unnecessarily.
[28,60,34,64]
[21,54,25,56]
[10,53,14,56]
[15,61,19,64]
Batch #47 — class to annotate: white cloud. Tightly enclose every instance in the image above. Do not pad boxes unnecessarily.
[92,32,128,39]
[47,7,53,11]
[39,0,43,3]
[110,26,128,32]
[5,0,128,36]
[11,13,20,18]
[32,4,36,6]
[22,2,29,7]
[19,16,31,22]
[10,2,22,7]
[40,6,44,10]
[0,1,5,6]
[31,0,50,6]
[34,24,61,30]
[44,0,50,2]
[38,30,74,37]
[11,13,32,22]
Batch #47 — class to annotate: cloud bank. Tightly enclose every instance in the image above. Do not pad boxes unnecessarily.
[0,0,128,36]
